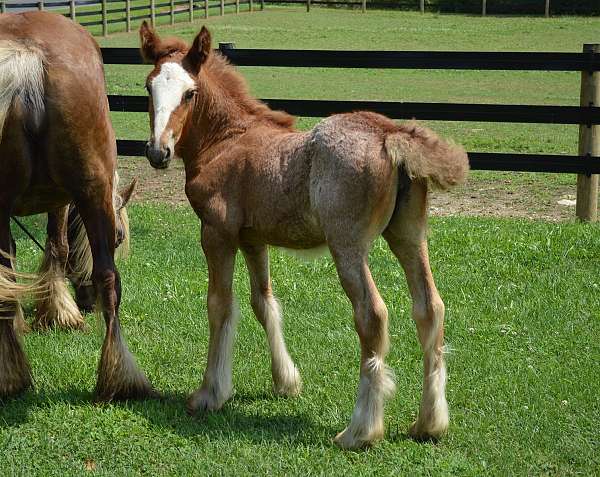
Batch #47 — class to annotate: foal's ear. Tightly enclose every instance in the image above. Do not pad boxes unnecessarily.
[119,178,137,208]
[139,21,160,63]
[184,26,211,75]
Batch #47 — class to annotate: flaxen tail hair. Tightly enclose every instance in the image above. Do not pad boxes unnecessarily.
[0,251,51,313]
[385,121,469,190]
[0,40,45,142]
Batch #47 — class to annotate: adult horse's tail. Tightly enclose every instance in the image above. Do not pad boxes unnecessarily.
[0,40,45,141]
[385,121,469,189]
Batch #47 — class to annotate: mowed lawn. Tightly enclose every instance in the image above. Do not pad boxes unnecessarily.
[2,205,600,475]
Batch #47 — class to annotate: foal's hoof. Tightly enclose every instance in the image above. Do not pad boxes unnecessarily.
[333,426,381,450]
[186,387,231,415]
[408,419,448,442]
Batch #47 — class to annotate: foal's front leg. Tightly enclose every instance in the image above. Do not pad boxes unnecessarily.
[187,225,239,414]
[33,207,85,330]
[242,244,301,397]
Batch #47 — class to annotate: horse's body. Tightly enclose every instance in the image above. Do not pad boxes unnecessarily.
[0,11,152,400]
[140,24,469,449]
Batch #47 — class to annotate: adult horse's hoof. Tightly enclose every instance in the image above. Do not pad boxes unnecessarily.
[333,426,382,450]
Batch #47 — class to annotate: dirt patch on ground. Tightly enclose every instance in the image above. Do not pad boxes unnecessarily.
[118,158,584,222]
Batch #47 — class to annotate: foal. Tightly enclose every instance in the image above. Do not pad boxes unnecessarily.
[140,23,468,449]
[0,11,152,400]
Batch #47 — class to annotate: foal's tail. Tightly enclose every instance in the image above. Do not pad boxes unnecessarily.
[385,121,469,190]
[0,252,50,313]
[0,40,46,142]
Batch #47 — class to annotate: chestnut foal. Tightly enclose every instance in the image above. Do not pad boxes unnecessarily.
[0,12,153,400]
[140,23,468,449]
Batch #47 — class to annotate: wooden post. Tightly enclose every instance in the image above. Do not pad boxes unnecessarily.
[420,0,424,14]
[69,0,76,20]
[362,0,366,13]
[220,0,224,15]
[260,0,264,10]
[37,0,44,11]
[545,0,550,17]
[576,44,600,222]
[204,0,208,18]
[249,0,253,11]
[482,0,486,16]
[189,0,194,22]
[306,0,310,12]
[101,0,107,36]
[151,0,156,26]
[236,0,239,13]
[170,0,175,24]
[126,0,131,31]
[0,1,5,14]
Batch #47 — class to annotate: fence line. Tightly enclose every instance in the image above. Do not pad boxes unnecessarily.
[102,45,600,220]
[0,0,261,35]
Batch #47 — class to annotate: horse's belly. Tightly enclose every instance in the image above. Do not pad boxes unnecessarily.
[240,211,325,250]
[13,186,71,216]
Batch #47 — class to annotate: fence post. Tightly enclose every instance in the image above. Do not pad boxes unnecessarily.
[101,0,107,36]
[204,0,208,18]
[189,0,194,21]
[576,44,600,222]
[69,0,76,20]
[126,0,131,31]
[420,0,424,14]
[0,1,5,13]
[306,0,310,12]
[482,0,486,16]
[170,0,175,24]
[220,0,224,15]
[236,0,239,13]
[362,0,366,13]
[545,0,550,17]
[37,0,44,11]
[249,0,253,11]
[151,0,156,26]
[260,0,263,10]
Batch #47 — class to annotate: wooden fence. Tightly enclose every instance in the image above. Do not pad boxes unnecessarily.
[264,0,562,17]
[0,0,263,35]
[104,44,600,221]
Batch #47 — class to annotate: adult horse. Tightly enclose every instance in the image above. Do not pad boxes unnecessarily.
[12,179,136,334]
[0,11,153,400]
[139,23,468,449]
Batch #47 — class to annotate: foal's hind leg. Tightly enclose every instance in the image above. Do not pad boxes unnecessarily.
[0,211,33,397]
[242,244,301,397]
[76,197,153,400]
[329,246,396,449]
[187,225,239,413]
[33,207,85,330]
[383,180,448,441]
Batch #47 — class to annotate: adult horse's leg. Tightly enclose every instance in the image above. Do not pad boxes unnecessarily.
[329,244,396,450]
[383,180,448,441]
[0,210,33,397]
[187,224,239,413]
[76,195,153,400]
[241,244,301,396]
[32,207,85,330]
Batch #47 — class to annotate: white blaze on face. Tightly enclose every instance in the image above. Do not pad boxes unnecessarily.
[150,62,195,147]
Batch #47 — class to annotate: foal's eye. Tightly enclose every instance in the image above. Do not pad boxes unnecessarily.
[184,90,196,101]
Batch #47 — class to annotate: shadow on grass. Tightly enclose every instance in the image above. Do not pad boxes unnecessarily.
[0,388,333,446]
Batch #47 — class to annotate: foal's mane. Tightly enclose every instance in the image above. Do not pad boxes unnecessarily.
[201,52,296,130]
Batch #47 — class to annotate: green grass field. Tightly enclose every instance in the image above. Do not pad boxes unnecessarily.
[2,205,600,475]
[2,7,600,476]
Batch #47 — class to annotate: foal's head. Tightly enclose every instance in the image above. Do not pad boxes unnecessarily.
[139,21,211,169]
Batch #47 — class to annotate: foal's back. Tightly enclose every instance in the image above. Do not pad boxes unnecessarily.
[0,12,114,215]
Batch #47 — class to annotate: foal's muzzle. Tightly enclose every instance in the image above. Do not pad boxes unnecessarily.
[145,142,172,169]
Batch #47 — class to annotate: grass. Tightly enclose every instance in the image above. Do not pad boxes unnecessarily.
[2,205,599,475]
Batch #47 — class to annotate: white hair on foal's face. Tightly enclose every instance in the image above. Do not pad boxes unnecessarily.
[149,62,196,148]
